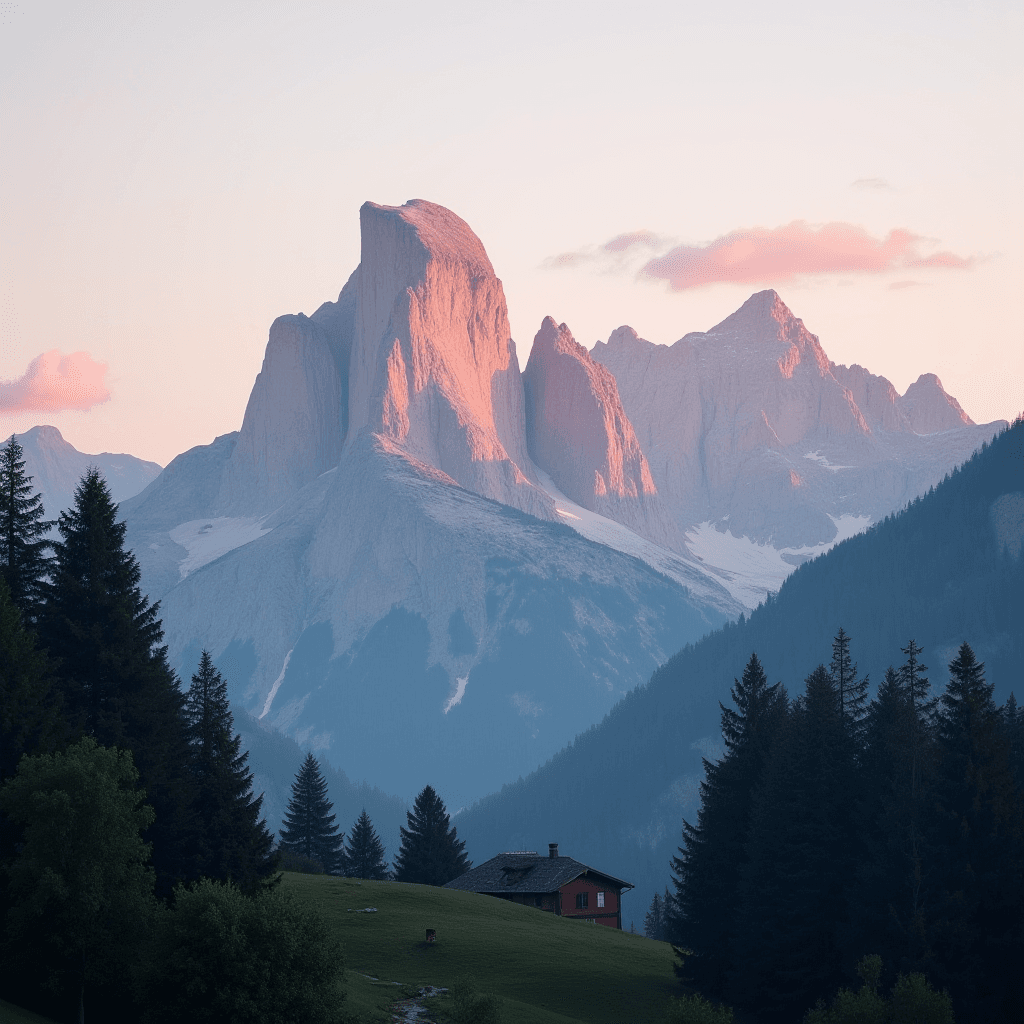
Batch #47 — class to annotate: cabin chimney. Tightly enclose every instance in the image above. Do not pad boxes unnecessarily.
[549,843,558,859]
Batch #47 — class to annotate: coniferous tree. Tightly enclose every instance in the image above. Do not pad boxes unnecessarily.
[732,665,856,1021]
[279,752,344,873]
[852,666,934,977]
[0,577,61,784]
[39,467,190,894]
[670,652,786,998]
[393,784,470,885]
[182,651,275,891]
[644,890,666,941]
[927,643,1024,1021]
[1003,692,1024,790]
[343,809,388,879]
[829,626,869,739]
[0,435,53,619]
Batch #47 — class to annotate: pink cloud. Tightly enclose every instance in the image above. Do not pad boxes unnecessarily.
[603,230,662,253]
[0,350,111,413]
[640,221,976,291]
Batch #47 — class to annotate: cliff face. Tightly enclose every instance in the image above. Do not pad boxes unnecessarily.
[346,199,552,518]
[523,316,677,547]
[900,373,974,434]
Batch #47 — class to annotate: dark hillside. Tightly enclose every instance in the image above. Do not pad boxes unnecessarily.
[456,418,1024,907]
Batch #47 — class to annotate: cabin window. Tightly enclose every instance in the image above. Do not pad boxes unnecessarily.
[597,891,605,908]
[575,892,589,909]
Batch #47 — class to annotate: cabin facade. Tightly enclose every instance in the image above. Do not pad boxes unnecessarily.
[443,844,633,929]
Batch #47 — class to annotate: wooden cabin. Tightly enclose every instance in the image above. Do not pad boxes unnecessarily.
[443,843,633,929]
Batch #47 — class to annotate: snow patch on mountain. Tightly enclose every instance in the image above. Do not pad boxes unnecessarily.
[169,517,272,579]
[260,648,294,720]
[685,514,872,608]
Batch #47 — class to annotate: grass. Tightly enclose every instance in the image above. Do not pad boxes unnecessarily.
[283,872,679,1024]
[0,998,60,1024]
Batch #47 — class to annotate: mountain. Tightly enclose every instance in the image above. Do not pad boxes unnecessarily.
[592,291,1004,607]
[454,417,1024,908]
[121,199,735,810]
[14,425,161,519]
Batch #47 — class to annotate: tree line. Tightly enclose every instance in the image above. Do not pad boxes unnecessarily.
[659,628,1024,1023]
[0,435,472,1022]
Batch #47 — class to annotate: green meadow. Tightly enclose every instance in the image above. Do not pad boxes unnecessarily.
[284,872,678,1024]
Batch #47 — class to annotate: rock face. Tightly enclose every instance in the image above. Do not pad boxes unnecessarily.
[900,373,974,434]
[16,425,161,518]
[121,199,735,809]
[523,317,677,547]
[346,200,551,518]
[592,290,1004,564]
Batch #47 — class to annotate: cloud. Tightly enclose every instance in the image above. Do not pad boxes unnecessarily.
[888,280,926,290]
[544,228,664,270]
[0,350,111,413]
[851,177,892,190]
[639,221,976,291]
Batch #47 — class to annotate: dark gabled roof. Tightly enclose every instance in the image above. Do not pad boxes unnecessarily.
[443,852,633,895]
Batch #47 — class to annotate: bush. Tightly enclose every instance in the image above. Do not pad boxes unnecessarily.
[445,977,503,1024]
[276,846,326,874]
[804,956,954,1024]
[665,992,734,1024]
[141,878,345,1024]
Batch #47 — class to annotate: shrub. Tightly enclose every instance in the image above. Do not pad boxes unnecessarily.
[141,877,345,1024]
[665,992,735,1024]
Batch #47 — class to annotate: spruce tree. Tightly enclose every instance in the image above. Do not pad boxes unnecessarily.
[0,435,53,619]
[279,752,344,873]
[732,665,856,1020]
[644,890,665,941]
[829,626,869,738]
[1002,692,1024,790]
[928,643,1024,1020]
[182,651,275,891]
[670,652,786,998]
[393,784,470,885]
[39,467,191,894]
[343,808,388,879]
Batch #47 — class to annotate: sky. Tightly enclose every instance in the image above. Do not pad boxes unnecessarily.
[1,0,1021,466]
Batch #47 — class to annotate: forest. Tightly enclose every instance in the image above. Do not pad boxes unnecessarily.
[0,438,471,1022]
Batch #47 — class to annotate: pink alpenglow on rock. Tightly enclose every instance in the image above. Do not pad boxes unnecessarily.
[0,350,110,413]
[347,199,552,519]
[523,317,678,548]
[900,373,974,434]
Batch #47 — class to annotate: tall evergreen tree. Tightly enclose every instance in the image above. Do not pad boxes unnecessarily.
[644,890,666,941]
[927,643,1024,1021]
[393,784,470,885]
[182,651,275,891]
[1003,692,1024,790]
[829,626,869,737]
[343,808,388,880]
[670,652,786,998]
[0,435,53,619]
[279,752,344,873]
[732,665,857,1021]
[852,666,934,977]
[39,467,190,894]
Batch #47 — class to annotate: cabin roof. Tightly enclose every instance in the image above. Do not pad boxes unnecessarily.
[443,852,633,895]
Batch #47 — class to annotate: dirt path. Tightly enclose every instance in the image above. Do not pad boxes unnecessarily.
[389,985,448,1023]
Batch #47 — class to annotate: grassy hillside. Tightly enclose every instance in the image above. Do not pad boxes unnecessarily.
[283,872,678,1023]
[0,999,59,1024]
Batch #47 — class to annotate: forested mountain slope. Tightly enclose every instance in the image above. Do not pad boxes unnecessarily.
[456,418,1024,908]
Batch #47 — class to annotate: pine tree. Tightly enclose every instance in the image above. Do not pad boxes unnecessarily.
[670,652,786,999]
[732,665,856,1020]
[182,651,275,891]
[1003,692,1024,790]
[0,435,53,619]
[343,808,389,879]
[851,666,934,977]
[927,642,1024,1020]
[829,626,869,738]
[644,890,665,940]
[393,784,470,885]
[0,576,62,784]
[39,467,191,894]
[279,752,345,873]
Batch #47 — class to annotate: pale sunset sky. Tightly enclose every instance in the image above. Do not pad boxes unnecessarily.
[1,0,1021,466]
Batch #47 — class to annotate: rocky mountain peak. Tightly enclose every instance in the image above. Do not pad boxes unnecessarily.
[900,373,974,434]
